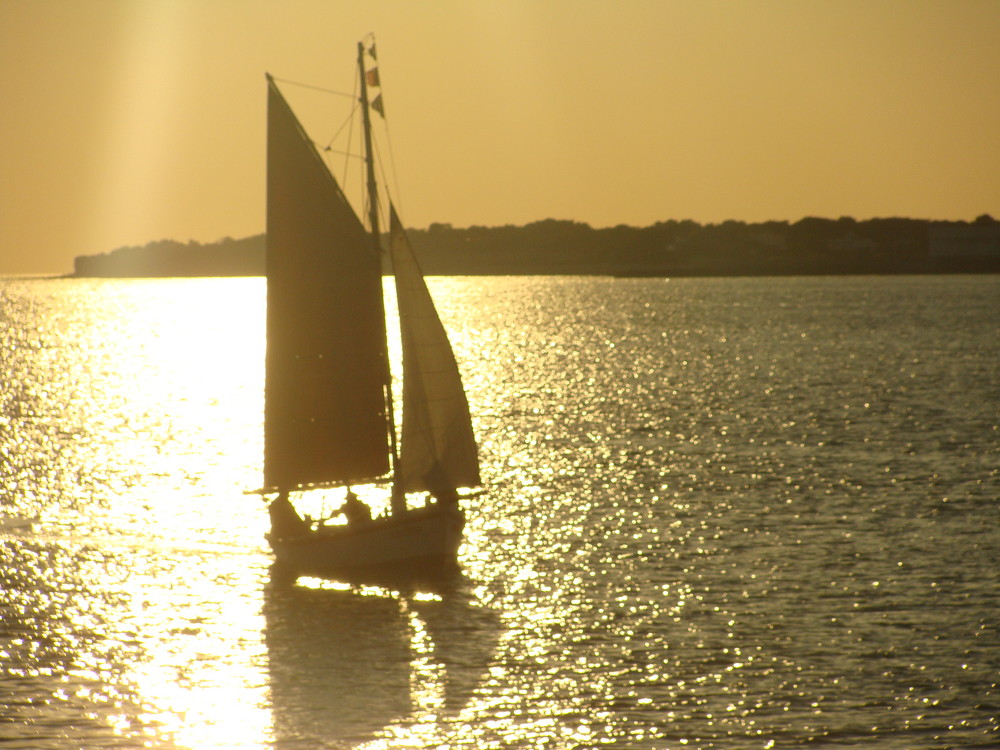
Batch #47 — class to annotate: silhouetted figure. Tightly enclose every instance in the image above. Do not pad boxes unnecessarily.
[269,491,311,538]
[338,489,372,525]
[424,462,460,511]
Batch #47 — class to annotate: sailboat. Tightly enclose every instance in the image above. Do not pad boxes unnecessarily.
[262,40,481,582]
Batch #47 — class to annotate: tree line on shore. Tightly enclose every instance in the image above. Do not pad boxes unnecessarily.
[72,214,1000,278]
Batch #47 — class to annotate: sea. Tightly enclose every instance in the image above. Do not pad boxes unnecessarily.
[1,274,997,749]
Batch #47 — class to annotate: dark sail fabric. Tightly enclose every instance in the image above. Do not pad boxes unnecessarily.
[390,206,480,493]
[265,76,390,489]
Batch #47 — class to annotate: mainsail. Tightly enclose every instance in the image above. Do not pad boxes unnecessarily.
[390,206,481,493]
[265,75,391,489]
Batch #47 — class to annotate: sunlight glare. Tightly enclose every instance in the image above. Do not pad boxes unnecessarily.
[89,2,191,252]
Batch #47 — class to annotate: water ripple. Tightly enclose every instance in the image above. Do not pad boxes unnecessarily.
[2,275,998,748]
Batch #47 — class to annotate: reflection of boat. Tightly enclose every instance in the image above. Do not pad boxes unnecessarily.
[262,38,481,582]
[263,577,502,745]
[263,582,411,744]
[410,584,503,716]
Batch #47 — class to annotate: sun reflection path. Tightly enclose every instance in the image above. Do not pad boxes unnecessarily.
[74,279,274,746]
[117,552,272,749]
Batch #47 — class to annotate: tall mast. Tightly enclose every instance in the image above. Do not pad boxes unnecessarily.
[357,40,402,503]
[358,41,381,246]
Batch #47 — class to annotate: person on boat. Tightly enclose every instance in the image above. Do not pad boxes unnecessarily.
[268,490,311,538]
[424,462,460,510]
[338,489,372,525]
[432,482,460,509]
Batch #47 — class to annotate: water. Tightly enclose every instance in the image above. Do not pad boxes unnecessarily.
[1,274,997,748]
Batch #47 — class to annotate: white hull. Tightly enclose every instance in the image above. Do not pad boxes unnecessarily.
[267,504,465,582]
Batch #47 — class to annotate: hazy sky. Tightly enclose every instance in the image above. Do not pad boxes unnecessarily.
[2,0,998,274]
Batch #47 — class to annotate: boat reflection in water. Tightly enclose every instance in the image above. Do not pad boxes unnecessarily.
[263,572,500,746]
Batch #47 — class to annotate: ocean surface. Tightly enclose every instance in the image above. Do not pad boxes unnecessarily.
[1,274,997,749]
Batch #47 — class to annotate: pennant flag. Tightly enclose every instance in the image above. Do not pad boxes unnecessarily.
[366,68,380,87]
[371,94,385,117]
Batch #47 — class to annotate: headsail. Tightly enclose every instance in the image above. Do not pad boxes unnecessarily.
[265,75,391,489]
[390,206,481,493]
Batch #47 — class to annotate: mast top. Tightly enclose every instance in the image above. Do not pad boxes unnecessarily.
[357,41,381,243]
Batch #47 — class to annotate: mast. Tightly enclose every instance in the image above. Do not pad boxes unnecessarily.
[357,40,402,501]
[358,42,381,251]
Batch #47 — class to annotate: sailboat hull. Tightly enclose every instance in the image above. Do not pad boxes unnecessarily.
[267,504,465,583]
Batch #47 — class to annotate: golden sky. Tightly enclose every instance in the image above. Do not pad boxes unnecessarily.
[2,0,998,274]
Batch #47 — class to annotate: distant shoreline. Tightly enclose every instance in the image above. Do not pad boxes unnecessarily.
[70,216,1000,278]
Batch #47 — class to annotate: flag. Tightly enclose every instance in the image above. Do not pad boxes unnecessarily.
[366,68,380,87]
[371,94,385,117]
[369,43,378,60]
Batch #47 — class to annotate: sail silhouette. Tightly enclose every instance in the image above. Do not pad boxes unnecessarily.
[391,206,480,494]
[262,41,480,583]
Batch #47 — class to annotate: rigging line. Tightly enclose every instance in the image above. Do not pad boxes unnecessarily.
[378,109,405,220]
[360,129,390,238]
[364,79,403,225]
[322,103,361,152]
[318,145,363,161]
[341,67,362,195]
[271,76,355,99]
[372,137,396,231]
